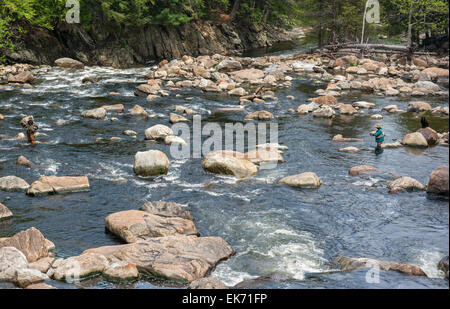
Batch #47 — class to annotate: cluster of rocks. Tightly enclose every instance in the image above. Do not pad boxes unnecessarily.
[0,63,37,89]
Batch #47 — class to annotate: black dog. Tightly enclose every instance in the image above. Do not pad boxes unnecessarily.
[421,117,430,129]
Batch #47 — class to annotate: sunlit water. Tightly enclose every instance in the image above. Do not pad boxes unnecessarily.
[0,52,448,289]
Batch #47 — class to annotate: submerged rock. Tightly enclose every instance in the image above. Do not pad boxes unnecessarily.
[27,176,90,196]
[334,256,427,277]
[387,176,425,194]
[105,210,198,243]
[0,176,30,191]
[339,147,360,153]
[332,135,363,142]
[277,172,323,188]
[133,150,169,177]
[202,151,258,179]
[427,166,449,196]
[0,203,13,220]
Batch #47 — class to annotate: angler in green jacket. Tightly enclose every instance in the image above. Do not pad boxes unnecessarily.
[370,124,385,149]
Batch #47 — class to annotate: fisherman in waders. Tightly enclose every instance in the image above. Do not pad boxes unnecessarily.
[20,116,38,145]
[370,124,385,150]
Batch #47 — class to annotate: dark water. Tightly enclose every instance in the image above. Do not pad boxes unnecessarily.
[0,60,448,289]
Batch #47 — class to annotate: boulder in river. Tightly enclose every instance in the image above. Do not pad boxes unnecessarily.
[145,125,173,141]
[140,201,194,221]
[101,104,124,112]
[51,253,109,281]
[8,71,34,84]
[55,58,84,70]
[129,105,149,117]
[229,69,264,82]
[277,172,323,188]
[407,101,432,113]
[103,261,139,281]
[169,113,189,124]
[202,150,258,179]
[133,150,169,177]
[427,166,449,196]
[81,108,107,120]
[83,235,235,282]
[349,165,379,177]
[339,147,360,153]
[0,203,13,220]
[311,95,338,106]
[165,135,187,146]
[438,256,449,279]
[189,277,228,289]
[334,256,427,277]
[339,104,357,115]
[402,132,429,148]
[297,103,319,115]
[105,210,198,243]
[27,176,90,196]
[28,257,55,274]
[217,60,242,72]
[417,127,439,146]
[244,110,274,121]
[15,268,48,288]
[0,176,30,191]
[0,247,29,281]
[332,135,363,142]
[0,227,49,263]
[313,106,335,118]
[387,176,425,194]
[17,155,33,168]
[244,148,285,165]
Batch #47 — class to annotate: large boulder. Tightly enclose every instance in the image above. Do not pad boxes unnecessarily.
[145,125,173,141]
[0,247,29,281]
[349,165,379,177]
[51,253,109,281]
[414,81,442,94]
[8,71,34,84]
[55,58,84,70]
[339,104,357,115]
[418,67,449,80]
[277,172,323,188]
[438,256,449,279]
[105,210,198,243]
[313,106,335,118]
[140,201,193,220]
[427,166,449,196]
[135,84,161,97]
[81,108,107,119]
[0,228,49,262]
[388,177,425,193]
[0,176,30,191]
[0,203,13,220]
[311,95,338,106]
[202,151,258,179]
[402,132,428,148]
[408,102,432,113]
[83,235,235,282]
[334,256,427,277]
[133,150,169,177]
[27,176,90,196]
[417,127,439,146]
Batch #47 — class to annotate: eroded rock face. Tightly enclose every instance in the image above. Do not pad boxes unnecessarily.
[0,247,28,281]
[202,151,258,179]
[133,150,169,177]
[427,166,449,196]
[105,210,198,243]
[0,228,49,262]
[387,177,425,193]
[277,172,323,188]
[0,176,30,191]
[334,256,427,277]
[189,277,228,289]
[51,253,109,281]
[140,201,194,220]
[349,165,379,177]
[0,203,13,220]
[27,176,90,196]
[83,235,235,282]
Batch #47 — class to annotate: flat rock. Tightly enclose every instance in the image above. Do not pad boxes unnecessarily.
[51,253,109,281]
[27,176,90,196]
[101,104,124,112]
[349,165,379,176]
[140,201,194,220]
[202,151,258,179]
[0,176,30,191]
[105,210,198,243]
[277,172,323,188]
[133,150,169,177]
[0,247,28,281]
[408,101,432,113]
[103,262,139,281]
[427,166,449,196]
[0,203,13,220]
[244,111,274,121]
[83,235,235,282]
[332,135,363,142]
[244,149,285,165]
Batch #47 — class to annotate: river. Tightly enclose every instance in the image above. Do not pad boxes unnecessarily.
[0,46,448,289]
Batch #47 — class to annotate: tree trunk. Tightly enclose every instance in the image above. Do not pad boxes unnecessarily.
[230,0,241,21]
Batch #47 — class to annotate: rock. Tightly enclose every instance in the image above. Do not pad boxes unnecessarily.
[169,113,189,124]
[0,176,30,191]
[228,87,248,96]
[51,253,109,281]
[408,102,432,113]
[123,130,137,137]
[174,106,196,115]
[0,247,28,281]
[28,257,55,274]
[55,58,84,70]
[81,108,107,119]
[27,176,90,196]
[438,256,449,279]
[189,277,228,289]
[133,150,169,177]
[339,104,357,115]
[334,256,427,277]
[334,56,359,68]
[277,172,323,188]
[382,105,399,113]
[412,58,427,67]
[346,66,359,74]
[382,142,403,149]
[353,101,375,109]
[385,88,400,96]
[101,104,124,112]
[212,107,247,115]
[103,262,139,281]
[427,166,449,196]
[311,95,338,106]
[388,177,425,193]
[17,156,33,168]
[83,235,235,282]
[402,132,428,148]
[313,106,335,118]
[414,81,441,94]
[418,67,449,80]
[16,133,26,140]
[332,135,363,142]
[0,203,13,220]
[25,283,57,289]
[202,150,258,179]
[286,95,295,100]
[165,135,187,146]
[135,84,161,97]
[431,106,449,117]
[0,113,3,120]
[129,105,148,117]
[15,268,48,288]
[217,60,242,72]
[349,165,379,176]
[147,94,159,101]
[253,98,265,104]
[339,147,360,153]
[82,76,99,84]
[140,201,193,220]
[371,114,384,120]
[8,71,34,84]
[417,127,439,146]
[297,103,319,115]
[229,69,264,81]
[244,111,274,121]
[244,148,285,165]
[0,228,49,262]
[105,210,198,243]
[145,125,173,141]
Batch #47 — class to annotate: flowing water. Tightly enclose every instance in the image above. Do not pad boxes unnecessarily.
[0,51,448,289]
